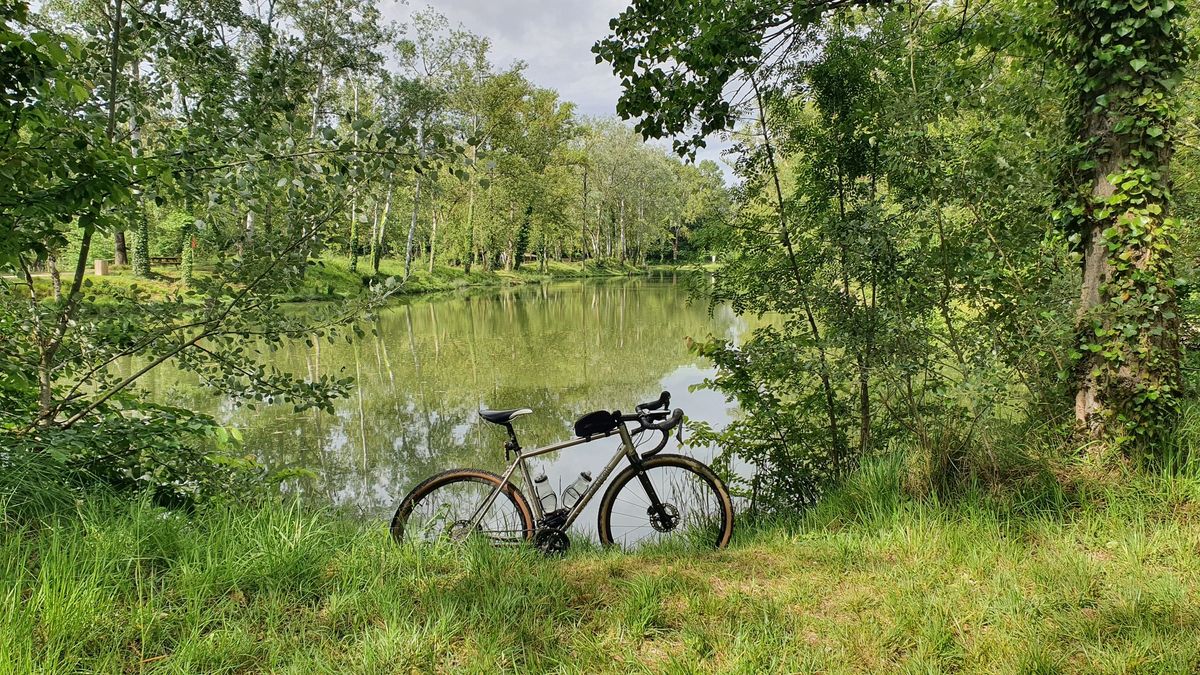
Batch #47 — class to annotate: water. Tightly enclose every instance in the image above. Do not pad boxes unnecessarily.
[139,274,751,537]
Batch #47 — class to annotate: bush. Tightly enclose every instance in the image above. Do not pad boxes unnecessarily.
[2,399,268,516]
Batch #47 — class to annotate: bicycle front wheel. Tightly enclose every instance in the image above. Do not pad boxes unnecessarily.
[391,468,534,547]
[598,454,734,550]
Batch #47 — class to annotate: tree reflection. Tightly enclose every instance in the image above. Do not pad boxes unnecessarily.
[141,277,746,516]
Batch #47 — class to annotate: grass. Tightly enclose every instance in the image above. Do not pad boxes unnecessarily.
[28,257,668,304]
[4,457,1200,673]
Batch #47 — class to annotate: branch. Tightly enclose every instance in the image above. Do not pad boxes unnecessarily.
[56,182,371,429]
[62,330,210,428]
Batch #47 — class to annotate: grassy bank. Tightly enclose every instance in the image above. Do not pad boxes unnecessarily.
[4,459,1200,673]
[288,257,684,301]
[31,257,686,304]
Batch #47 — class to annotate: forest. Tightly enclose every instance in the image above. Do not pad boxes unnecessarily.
[4,0,1200,671]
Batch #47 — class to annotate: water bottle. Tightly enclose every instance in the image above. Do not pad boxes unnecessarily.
[533,474,557,512]
[562,471,593,509]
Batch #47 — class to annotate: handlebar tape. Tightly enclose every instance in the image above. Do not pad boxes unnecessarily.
[646,408,683,432]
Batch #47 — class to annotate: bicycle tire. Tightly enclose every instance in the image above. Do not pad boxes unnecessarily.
[391,468,535,546]
[597,454,734,550]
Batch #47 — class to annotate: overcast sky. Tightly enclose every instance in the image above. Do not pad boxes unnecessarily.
[382,0,734,181]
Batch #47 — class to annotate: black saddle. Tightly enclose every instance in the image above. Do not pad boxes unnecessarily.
[479,408,533,425]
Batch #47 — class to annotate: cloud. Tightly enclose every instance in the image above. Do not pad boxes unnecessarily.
[381,0,735,181]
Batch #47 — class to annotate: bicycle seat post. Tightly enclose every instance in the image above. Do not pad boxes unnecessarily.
[502,423,521,460]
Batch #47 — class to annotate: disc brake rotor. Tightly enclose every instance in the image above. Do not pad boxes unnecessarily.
[648,503,681,533]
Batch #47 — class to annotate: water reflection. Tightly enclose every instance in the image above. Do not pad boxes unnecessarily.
[140,276,748,535]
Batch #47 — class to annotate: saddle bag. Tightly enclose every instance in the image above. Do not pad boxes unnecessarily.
[574,410,618,438]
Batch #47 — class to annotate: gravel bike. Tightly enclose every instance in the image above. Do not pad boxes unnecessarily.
[390,391,734,554]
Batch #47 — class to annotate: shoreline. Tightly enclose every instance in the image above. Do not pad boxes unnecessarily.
[26,258,712,305]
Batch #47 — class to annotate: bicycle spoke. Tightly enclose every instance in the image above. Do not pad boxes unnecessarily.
[603,458,730,550]
[395,472,529,548]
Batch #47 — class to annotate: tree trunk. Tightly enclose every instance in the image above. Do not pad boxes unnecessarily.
[243,210,255,252]
[310,64,325,132]
[751,73,847,470]
[483,168,496,271]
[107,0,127,271]
[463,155,476,274]
[428,202,438,273]
[618,198,626,262]
[48,253,62,303]
[113,232,128,266]
[404,175,420,279]
[581,165,590,260]
[1073,145,1180,446]
[129,59,151,277]
[369,202,379,274]
[513,203,532,271]
[373,181,391,275]
[1067,4,1185,450]
[348,81,360,273]
[349,197,359,273]
[180,226,195,286]
[405,124,424,280]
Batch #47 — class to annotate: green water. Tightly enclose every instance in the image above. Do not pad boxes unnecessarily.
[138,274,748,531]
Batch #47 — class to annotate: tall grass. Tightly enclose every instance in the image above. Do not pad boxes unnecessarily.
[4,449,1200,672]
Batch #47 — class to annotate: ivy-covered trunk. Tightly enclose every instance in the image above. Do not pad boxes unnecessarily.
[513,203,532,270]
[180,227,194,286]
[1062,0,1188,450]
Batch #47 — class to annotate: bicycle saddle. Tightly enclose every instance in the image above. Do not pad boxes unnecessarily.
[479,408,533,425]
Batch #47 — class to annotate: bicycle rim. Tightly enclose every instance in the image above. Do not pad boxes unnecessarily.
[393,471,531,547]
[600,456,733,550]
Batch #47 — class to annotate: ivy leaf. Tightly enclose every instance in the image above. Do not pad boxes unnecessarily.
[1129,58,1149,72]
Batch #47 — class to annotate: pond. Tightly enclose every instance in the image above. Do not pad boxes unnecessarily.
[137,273,751,538]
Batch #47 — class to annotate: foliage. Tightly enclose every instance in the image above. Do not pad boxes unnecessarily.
[0,0,728,505]
[598,0,1197,508]
[0,0,423,501]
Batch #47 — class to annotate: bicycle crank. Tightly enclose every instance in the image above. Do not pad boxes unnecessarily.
[533,527,570,556]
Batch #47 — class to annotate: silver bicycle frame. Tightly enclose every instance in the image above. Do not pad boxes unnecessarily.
[466,422,644,533]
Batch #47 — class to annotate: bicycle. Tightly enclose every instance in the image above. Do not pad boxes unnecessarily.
[390,391,734,554]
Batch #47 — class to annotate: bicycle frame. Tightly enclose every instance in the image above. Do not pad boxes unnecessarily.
[466,422,651,534]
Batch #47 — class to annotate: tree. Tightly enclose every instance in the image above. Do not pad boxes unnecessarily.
[1,0,429,501]
[596,0,1191,455]
[1055,0,1190,449]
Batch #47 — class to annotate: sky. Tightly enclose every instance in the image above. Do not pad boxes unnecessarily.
[381,0,735,181]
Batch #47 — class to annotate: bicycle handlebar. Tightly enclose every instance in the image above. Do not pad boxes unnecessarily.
[610,392,684,457]
[644,407,683,432]
[636,390,670,412]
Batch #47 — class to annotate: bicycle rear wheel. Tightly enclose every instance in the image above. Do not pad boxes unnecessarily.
[598,454,734,550]
[391,468,534,547]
